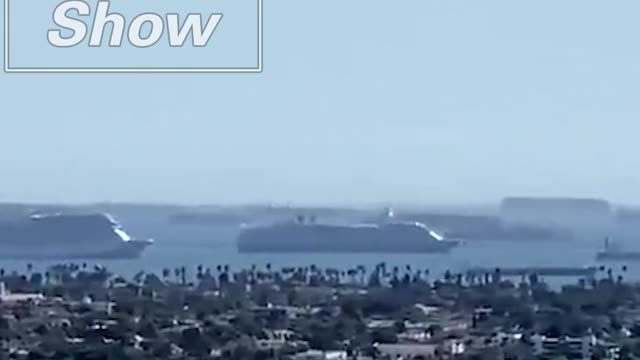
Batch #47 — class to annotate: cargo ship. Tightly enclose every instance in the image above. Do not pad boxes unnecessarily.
[0,213,153,259]
[237,209,459,253]
[395,212,573,242]
[596,237,640,262]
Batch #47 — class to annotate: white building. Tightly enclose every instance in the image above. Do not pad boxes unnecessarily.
[0,282,44,305]
[292,350,347,360]
[374,343,439,359]
[531,334,596,360]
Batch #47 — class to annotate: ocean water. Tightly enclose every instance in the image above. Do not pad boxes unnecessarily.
[0,213,635,284]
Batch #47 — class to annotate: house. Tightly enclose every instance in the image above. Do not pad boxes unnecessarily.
[374,343,438,359]
[0,282,44,305]
[292,350,347,360]
[531,334,596,360]
[366,319,396,331]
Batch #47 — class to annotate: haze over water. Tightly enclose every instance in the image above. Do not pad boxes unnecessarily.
[2,0,640,205]
[0,211,633,288]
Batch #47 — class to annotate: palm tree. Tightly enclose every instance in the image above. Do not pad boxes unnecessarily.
[180,266,187,285]
[196,265,204,280]
[494,268,501,283]
[444,270,452,283]
[578,278,586,289]
[347,269,357,284]
[456,273,463,286]
[357,266,366,285]
[174,268,181,282]
[133,271,145,285]
[29,272,43,287]
[26,263,33,273]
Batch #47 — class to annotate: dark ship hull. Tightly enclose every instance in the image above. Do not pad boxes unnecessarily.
[237,222,459,254]
[596,251,640,262]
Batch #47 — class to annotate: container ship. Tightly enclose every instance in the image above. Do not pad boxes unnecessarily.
[0,212,152,259]
[395,212,573,242]
[237,209,459,253]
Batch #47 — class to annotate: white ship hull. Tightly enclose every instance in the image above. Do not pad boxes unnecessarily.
[0,213,152,260]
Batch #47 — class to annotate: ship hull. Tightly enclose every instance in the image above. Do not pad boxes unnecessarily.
[238,244,457,254]
[237,223,459,254]
[596,251,640,262]
[0,240,152,260]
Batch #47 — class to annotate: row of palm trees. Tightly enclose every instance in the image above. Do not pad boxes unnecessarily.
[0,261,631,290]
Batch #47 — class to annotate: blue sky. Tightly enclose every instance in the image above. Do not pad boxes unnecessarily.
[1,0,640,205]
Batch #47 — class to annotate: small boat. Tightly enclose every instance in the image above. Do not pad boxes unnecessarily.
[595,237,640,261]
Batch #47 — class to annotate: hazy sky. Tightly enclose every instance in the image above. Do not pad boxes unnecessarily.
[1,0,640,205]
